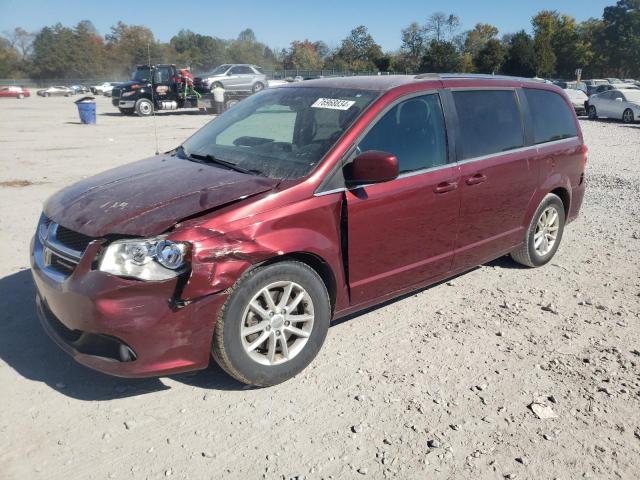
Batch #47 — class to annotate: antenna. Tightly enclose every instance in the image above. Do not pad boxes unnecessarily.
[148,43,160,155]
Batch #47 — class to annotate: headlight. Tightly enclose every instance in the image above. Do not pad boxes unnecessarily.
[98,236,190,281]
[122,90,137,97]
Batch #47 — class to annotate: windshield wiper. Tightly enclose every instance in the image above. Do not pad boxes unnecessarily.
[190,152,263,176]
[176,145,265,177]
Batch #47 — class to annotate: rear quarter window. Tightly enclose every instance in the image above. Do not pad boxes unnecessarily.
[524,89,578,144]
[452,90,524,160]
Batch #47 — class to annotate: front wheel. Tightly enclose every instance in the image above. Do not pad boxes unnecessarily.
[588,105,598,120]
[510,193,566,268]
[135,98,153,116]
[17,93,24,99]
[252,82,265,93]
[212,261,330,387]
[622,108,635,124]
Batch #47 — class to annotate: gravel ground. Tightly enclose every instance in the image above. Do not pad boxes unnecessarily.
[0,96,639,480]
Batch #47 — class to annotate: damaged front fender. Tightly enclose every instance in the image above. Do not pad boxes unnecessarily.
[172,194,348,309]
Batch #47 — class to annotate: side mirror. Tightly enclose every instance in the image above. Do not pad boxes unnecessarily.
[345,150,399,186]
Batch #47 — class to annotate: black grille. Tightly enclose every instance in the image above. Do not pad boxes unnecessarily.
[49,252,77,275]
[112,88,121,98]
[55,225,94,253]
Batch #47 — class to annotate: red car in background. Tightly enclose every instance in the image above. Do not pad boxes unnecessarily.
[31,74,587,387]
[0,86,30,98]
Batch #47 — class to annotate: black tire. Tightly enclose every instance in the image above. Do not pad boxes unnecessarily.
[225,98,240,109]
[135,98,153,117]
[588,105,598,120]
[119,108,134,115]
[252,82,265,93]
[510,193,566,268]
[212,261,331,387]
[622,108,634,124]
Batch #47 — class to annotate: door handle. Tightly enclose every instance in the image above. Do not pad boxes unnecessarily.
[465,173,487,186]
[434,181,458,194]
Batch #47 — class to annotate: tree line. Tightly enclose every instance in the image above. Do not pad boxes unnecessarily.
[1,0,639,80]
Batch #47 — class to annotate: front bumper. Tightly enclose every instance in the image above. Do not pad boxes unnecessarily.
[30,234,227,378]
[113,99,135,108]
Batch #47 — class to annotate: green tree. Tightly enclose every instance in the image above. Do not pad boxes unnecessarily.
[330,26,384,71]
[502,30,536,77]
[169,29,226,71]
[0,36,22,76]
[398,22,427,72]
[532,11,558,77]
[106,22,163,76]
[420,40,462,72]
[464,23,499,59]
[284,40,324,69]
[602,0,640,77]
[474,38,505,73]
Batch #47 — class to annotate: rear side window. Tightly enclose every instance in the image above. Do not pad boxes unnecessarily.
[358,94,448,173]
[525,89,578,144]
[452,90,524,160]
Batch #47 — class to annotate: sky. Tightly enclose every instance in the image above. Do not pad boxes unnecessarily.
[1,0,615,51]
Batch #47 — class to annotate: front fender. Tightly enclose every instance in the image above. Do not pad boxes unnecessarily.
[174,194,347,307]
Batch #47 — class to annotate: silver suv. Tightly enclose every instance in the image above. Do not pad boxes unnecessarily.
[201,64,267,93]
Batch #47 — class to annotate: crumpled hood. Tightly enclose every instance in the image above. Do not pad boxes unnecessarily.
[44,155,278,237]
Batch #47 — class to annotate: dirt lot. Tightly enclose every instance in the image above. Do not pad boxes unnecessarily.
[1,95,639,480]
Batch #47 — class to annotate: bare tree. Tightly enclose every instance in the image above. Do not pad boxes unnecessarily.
[425,12,460,42]
[5,27,34,59]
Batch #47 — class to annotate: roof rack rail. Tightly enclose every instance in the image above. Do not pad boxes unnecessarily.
[414,73,537,82]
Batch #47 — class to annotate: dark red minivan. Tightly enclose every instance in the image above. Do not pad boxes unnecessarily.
[31,74,587,386]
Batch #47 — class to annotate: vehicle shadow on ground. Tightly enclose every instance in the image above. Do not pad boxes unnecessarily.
[0,270,248,401]
[99,111,208,117]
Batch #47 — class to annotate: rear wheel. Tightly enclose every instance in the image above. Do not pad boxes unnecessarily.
[588,105,598,119]
[622,108,634,124]
[510,193,565,268]
[212,261,330,387]
[135,98,153,117]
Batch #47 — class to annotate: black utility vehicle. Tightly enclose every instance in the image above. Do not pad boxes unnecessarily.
[112,64,249,116]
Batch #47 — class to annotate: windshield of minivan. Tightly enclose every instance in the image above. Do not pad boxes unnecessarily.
[181,87,378,179]
[132,67,151,82]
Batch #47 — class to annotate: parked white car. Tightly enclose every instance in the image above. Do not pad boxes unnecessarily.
[91,82,119,95]
[563,89,589,116]
[587,89,640,123]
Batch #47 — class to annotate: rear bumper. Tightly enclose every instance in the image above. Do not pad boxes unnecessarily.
[31,236,227,378]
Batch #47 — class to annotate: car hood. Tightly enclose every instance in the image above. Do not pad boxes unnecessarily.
[44,155,278,238]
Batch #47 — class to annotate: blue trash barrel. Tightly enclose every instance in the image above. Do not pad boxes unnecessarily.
[75,96,96,124]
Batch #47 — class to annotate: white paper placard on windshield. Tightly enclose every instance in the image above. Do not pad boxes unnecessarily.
[311,98,356,110]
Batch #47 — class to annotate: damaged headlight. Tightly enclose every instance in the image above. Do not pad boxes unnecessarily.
[98,236,190,281]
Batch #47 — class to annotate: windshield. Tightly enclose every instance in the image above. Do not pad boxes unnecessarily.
[181,86,378,179]
[132,67,151,82]
[624,91,640,103]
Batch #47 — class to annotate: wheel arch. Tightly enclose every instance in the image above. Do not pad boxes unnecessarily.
[257,252,337,314]
[550,186,570,218]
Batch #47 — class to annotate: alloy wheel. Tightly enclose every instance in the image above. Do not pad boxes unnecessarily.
[623,109,634,124]
[534,206,560,256]
[240,281,314,366]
